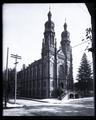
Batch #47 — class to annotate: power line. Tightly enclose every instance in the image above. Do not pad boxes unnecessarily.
[77,4,89,16]
[72,39,90,48]
[90,62,93,65]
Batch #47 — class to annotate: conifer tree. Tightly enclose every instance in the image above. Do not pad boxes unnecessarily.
[76,53,93,97]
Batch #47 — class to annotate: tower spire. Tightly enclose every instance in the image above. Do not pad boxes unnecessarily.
[48,6,52,21]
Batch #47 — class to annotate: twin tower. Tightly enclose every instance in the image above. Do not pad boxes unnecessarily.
[41,10,73,97]
[17,10,73,99]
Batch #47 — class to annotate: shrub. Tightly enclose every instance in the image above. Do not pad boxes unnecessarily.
[51,88,63,98]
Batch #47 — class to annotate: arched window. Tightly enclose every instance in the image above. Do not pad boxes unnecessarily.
[59,82,64,88]
[50,35,54,45]
[58,65,64,80]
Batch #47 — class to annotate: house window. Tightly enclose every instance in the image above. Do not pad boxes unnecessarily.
[69,94,74,99]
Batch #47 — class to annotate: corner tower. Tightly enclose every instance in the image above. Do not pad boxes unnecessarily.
[42,10,57,98]
[42,10,55,55]
[61,21,73,92]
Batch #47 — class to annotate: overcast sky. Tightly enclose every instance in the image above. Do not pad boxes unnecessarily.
[3,3,93,82]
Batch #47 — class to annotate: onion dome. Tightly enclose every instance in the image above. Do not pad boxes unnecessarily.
[61,21,70,41]
[45,10,55,32]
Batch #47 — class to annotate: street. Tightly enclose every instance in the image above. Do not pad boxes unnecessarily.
[3,97,94,116]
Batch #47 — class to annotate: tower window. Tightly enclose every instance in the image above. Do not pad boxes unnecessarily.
[50,36,54,45]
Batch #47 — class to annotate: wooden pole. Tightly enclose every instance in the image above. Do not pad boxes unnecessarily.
[14,57,17,104]
[55,38,57,89]
[5,47,9,108]
[11,54,21,104]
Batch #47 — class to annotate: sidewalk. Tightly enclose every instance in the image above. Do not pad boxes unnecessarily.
[3,101,24,109]
[3,98,62,109]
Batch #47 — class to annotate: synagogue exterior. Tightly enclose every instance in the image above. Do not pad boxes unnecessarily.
[17,10,73,98]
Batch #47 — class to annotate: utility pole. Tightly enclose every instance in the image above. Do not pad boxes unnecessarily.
[54,38,57,89]
[11,54,21,104]
[5,47,9,108]
[65,50,68,94]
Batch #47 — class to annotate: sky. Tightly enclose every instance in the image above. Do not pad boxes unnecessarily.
[3,3,93,82]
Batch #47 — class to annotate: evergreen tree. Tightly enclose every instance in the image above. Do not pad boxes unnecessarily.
[76,53,93,97]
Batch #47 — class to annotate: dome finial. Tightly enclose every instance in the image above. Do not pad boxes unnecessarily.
[49,5,51,11]
[64,18,67,31]
[65,18,66,23]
